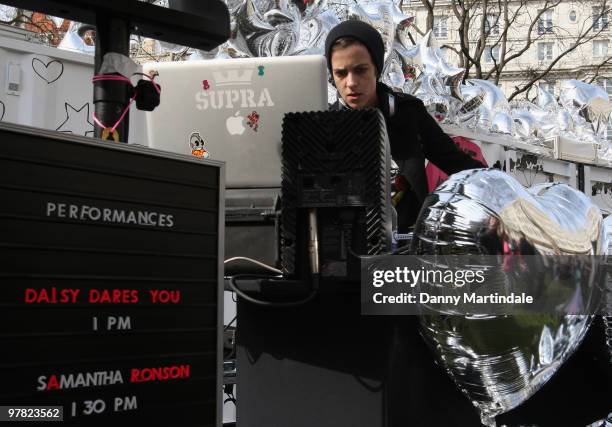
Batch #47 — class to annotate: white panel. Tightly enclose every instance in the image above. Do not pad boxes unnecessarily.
[0,35,148,145]
[584,165,612,214]
[505,149,577,189]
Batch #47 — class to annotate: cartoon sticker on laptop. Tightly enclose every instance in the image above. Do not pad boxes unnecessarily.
[189,132,210,158]
[247,110,260,132]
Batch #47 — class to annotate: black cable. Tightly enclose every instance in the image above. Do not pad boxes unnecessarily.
[224,315,237,331]
[223,384,236,405]
[227,274,319,307]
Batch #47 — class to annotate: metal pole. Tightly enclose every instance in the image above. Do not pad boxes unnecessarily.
[93,14,131,142]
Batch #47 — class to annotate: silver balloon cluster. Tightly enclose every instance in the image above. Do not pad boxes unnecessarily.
[216,0,336,57]
[412,169,605,426]
[211,0,414,101]
[212,0,612,156]
[399,32,612,153]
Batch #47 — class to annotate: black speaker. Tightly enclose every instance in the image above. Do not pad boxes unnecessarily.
[280,109,392,282]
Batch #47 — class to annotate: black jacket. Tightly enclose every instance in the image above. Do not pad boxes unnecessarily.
[331,82,485,231]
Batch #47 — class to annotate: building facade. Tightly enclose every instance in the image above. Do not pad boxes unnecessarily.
[402,0,612,99]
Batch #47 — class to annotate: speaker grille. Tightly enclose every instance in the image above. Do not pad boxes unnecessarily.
[280,109,392,277]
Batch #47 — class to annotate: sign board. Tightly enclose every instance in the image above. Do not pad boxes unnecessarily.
[0,122,224,426]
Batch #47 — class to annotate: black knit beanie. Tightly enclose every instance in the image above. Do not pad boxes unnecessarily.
[324,20,385,78]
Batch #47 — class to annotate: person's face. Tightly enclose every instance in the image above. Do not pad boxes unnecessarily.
[331,43,378,109]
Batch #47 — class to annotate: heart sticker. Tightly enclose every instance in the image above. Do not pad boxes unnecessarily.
[31,58,64,84]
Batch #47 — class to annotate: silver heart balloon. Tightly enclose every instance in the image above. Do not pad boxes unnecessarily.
[412,169,603,427]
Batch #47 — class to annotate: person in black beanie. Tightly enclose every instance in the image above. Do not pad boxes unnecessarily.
[325,20,485,233]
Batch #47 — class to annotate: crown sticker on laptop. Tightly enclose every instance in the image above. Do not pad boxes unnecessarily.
[189,132,210,158]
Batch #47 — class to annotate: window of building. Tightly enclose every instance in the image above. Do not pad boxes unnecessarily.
[537,9,554,34]
[483,45,500,63]
[597,77,612,96]
[485,14,500,36]
[569,10,577,23]
[433,16,448,39]
[537,42,554,61]
[593,7,609,31]
[593,39,609,57]
[539,81,555,96]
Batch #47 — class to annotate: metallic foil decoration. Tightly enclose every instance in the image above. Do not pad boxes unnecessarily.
[469,79,509,113]
[347,2,391,54]
[416,32,465,93]
[295,5,339,55]
[537,85,557,111]
[560,79,612,136]
[383,52,406,91]
[256,0,302,56]
[225,0,275,57]
[412,169,603,426]
[347,1,413,63]
[413,73,450,122]
[460,79,509,131]
[390,42,420,93]
[557,110,574,133]
[455,85,485,126]
[491,111,514,135]
[512,109,538,140]
[214,0,612,146]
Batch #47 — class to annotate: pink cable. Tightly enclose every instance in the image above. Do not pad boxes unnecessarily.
[91,73,155,134]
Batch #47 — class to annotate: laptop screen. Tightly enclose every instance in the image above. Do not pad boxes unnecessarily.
[143,56,328,188]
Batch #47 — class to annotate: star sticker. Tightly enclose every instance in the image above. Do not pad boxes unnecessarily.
[55,102,94,137]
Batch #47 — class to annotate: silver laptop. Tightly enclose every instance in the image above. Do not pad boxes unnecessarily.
[143,56,328,188]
